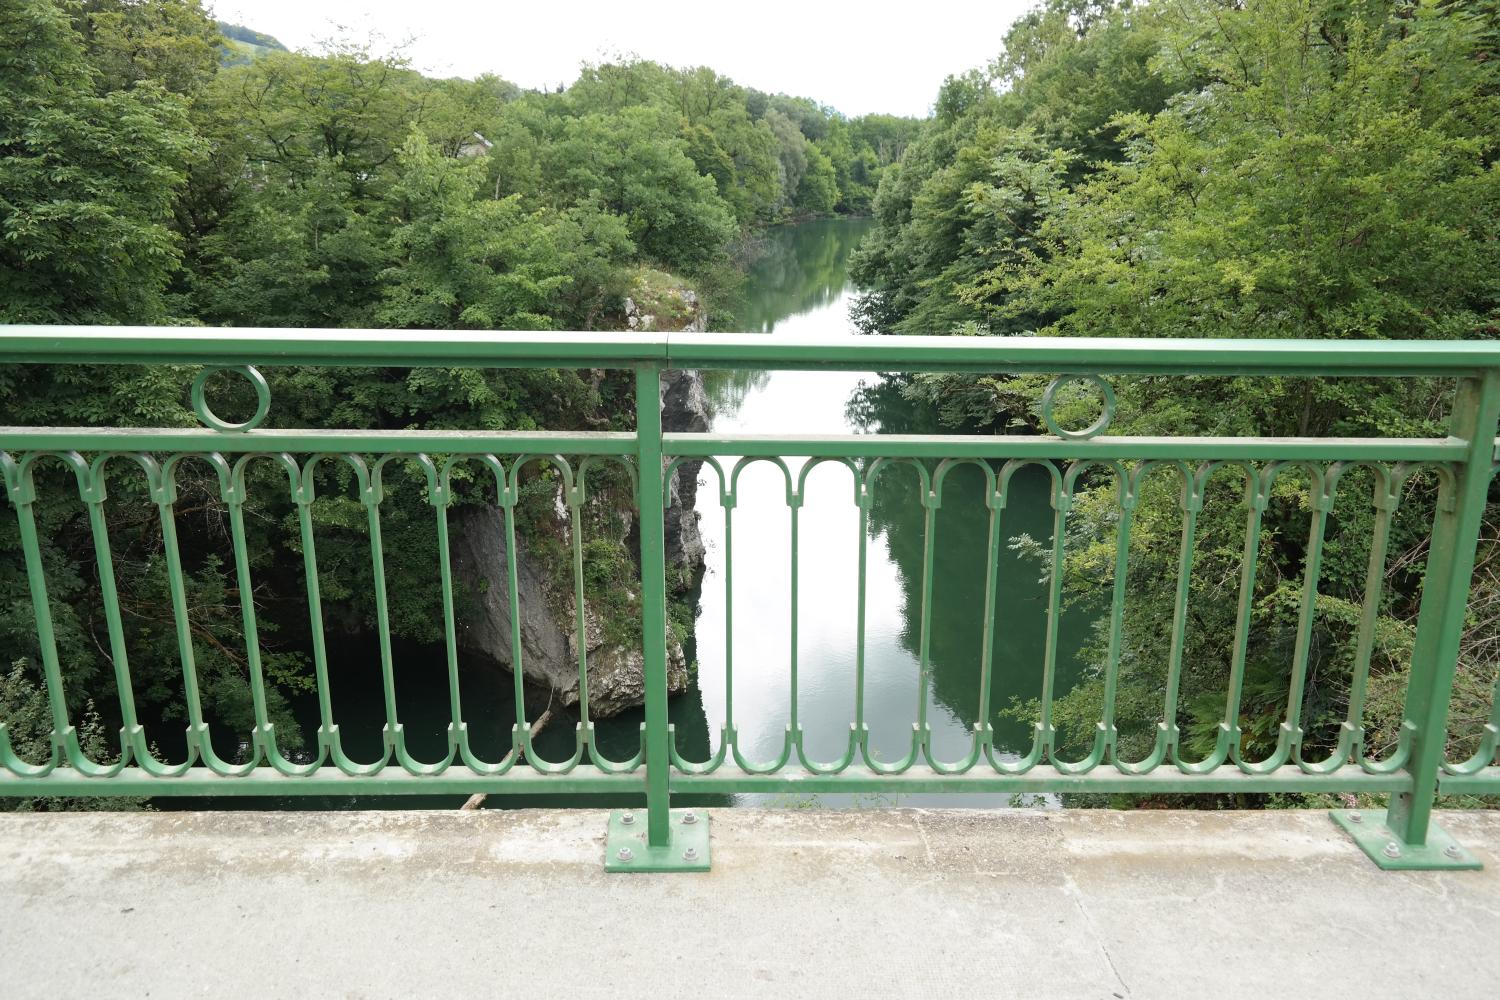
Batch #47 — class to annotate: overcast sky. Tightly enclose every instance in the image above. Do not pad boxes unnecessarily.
[213,0,1034,118]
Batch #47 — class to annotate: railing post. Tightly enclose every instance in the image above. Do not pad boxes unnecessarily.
[1332,369,1500,869]
[604,362,709,872]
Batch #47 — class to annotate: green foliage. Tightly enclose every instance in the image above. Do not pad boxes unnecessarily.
[378,134,632,330]
[540,108,736,273]
[76,0,222,95]
[0,662,149,811]
[851,0,1171,336]
[858,0,1500,790]
[1005,2,1500,356]
[0,0,199,324]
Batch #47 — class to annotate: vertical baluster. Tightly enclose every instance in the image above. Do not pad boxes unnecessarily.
[723,497,736,747]
[915,488,937,753]
[1227,470,1270,771]
[1161,470,1203,768]
[432,474,470,756]
[1037,471,1068,763]
[292,473,337,766]
[364,474,403,763]
[1333,469,1397,771]
[569,489,591,751]
[156,465,214,767]
[1281,469,1333,764]
[225,483,277,767]
[500,490,528,747]
[1099,476,1136,765]
[854,478,870,759]
[9,461,69,773]
[82,467,145,771]
[789,489,801,744]
[975,493,1001,752]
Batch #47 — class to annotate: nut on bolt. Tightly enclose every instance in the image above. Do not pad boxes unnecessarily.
[682,847,699,862]
[616,847,634,863]
[620,812,635,826]
[1383,842,1401,860]
[1444,844,1462,860]
[1348,812,1363,824]
[681,811,697,825]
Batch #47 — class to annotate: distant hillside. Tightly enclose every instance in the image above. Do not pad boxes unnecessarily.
[217,21,288,67]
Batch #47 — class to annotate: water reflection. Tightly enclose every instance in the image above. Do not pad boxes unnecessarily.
[687,219,1090,807]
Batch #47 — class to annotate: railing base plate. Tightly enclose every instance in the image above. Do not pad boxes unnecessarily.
[605,809,710,873]
[1330,810,1482,871]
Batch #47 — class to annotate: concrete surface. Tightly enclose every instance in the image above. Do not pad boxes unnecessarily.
[1,808,1498,999]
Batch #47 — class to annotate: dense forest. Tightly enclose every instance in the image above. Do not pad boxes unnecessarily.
[850,0,1499,796]
[2,0,1498,808]
[0,0,917,797]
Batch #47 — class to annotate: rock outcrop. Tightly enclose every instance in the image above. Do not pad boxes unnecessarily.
[448,269,712,716]
[662,367,709,590]
[449,505,692,717]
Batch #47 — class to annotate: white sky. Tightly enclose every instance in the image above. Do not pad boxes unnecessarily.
[212,0,1033,118]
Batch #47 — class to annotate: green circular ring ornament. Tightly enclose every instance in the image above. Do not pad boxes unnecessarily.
[191,365,270,432]
[1041,374,1115,440]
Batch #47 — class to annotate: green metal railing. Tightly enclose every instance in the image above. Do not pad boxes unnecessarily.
[2,327,1497,871]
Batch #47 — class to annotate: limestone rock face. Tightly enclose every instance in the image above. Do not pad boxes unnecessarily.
[449,505,693,717]
[448,505,568,692]
[565,600,691,717]
[622,270,707,334]
[448,271,712,716]
[661,368,710,589]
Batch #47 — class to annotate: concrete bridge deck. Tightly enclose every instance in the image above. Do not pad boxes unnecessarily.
[2,807,1497,998]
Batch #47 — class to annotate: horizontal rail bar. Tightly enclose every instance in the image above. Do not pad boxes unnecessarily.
[663,434,1466,462]
[0,327,670,368]
[0,427,640,454]
[5,326,1500,375]
[0,764,1412,798]
[0,766,639,797]
[664,333,1500,375]
[1437,769,1500,795]
[671,764,1411,795]
[2,430,1460,462]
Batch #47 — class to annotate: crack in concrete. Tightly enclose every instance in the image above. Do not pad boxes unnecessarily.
[913,811,936,867]
[1062,872,1132,999]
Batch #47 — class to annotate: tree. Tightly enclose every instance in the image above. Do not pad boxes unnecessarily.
[543,108,736,272]
[74,0,221,96]
[1004,0,1500,432]
[794,143,838,216]
[0,0,198,324]
[379,134,622,331]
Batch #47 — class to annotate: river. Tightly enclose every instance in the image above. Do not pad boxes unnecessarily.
[167,218,1088,811]
[679,219,1088,806]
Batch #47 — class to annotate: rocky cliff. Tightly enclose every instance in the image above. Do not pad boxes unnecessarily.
[448,505,693,717]
[449,272,710,716]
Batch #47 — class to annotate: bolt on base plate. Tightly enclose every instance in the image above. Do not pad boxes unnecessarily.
[1329,810,1482,871]
[605,809,710,873]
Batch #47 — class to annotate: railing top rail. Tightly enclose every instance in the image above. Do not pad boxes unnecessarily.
[665,333,1500,375]
[2,325,1499,375]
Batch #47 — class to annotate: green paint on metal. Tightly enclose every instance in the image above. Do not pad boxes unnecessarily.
[604,808,711,873]
[1329,810,1481,871]
[635,365,672,848]
[190,365,271,431]
[1379,373,1500,861]
[2,328,1499,874]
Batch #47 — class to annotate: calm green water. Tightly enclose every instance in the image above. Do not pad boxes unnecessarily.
[167,218,1088,811]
